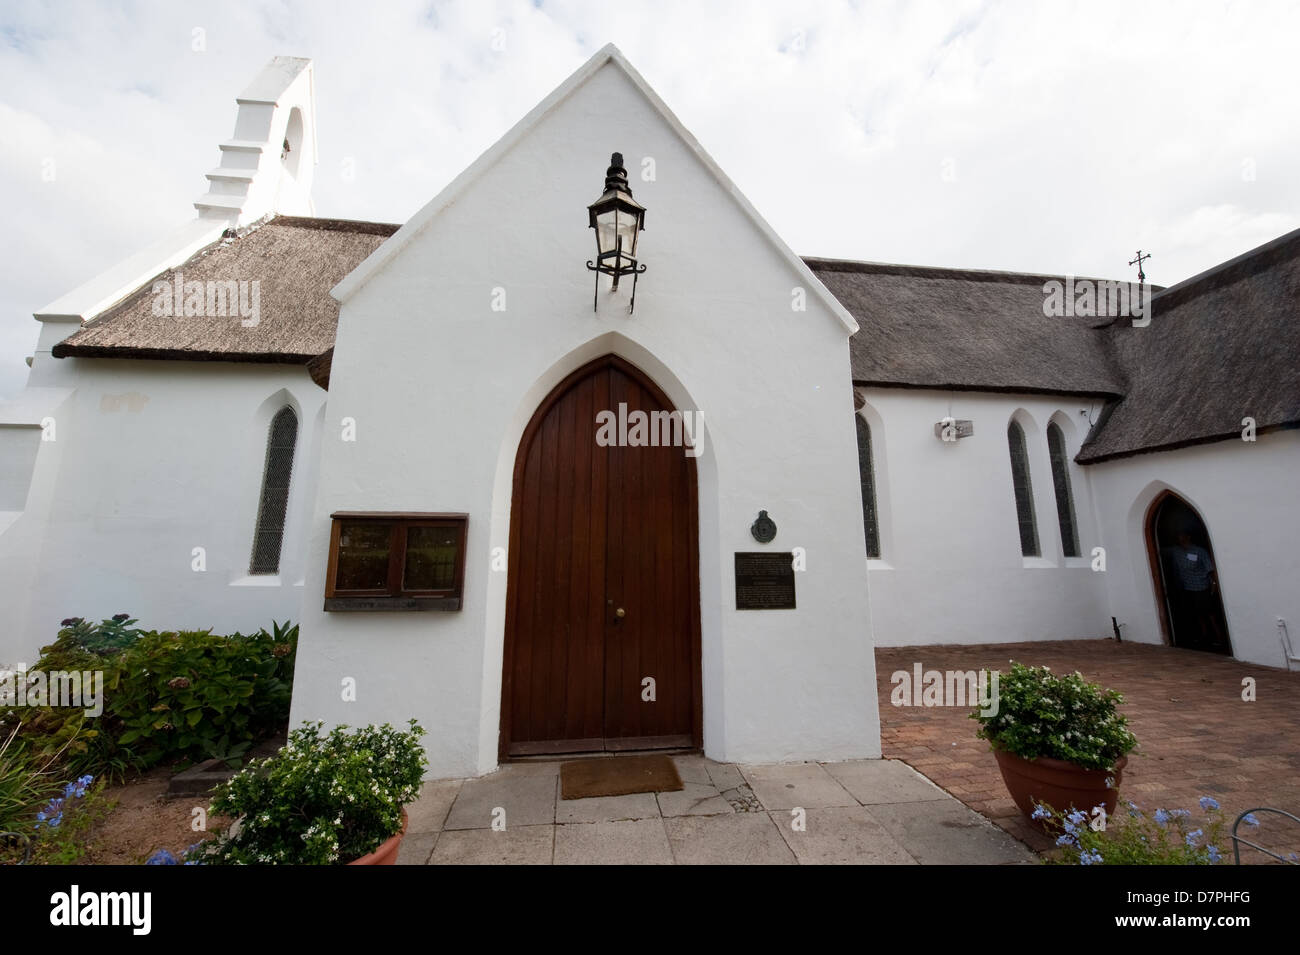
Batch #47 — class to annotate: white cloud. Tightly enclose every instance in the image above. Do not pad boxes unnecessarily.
[2,0,1297,397]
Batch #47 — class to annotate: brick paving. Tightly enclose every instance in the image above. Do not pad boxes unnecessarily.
[876,640,1300,861]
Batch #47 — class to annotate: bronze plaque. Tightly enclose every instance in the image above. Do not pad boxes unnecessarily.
[735,552,796,610]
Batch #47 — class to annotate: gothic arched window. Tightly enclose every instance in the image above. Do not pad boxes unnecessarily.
[250,406,298,575]
[1047,422,1080,558]
[1007,420,1039,557]
[855,415,881,559]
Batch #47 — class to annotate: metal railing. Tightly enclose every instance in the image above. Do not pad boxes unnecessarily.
[1231,808,1300,865]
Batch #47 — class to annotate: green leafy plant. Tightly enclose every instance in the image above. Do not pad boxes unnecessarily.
[1,617,298,780]
[0,723,62,833]
[971,662,1136,771]
[56,614,145,655]
[108,624,296,768]
[1039,796,1232,865]
[194,720,428,865]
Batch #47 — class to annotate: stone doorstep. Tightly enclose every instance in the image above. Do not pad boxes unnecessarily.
[167,757,236,798]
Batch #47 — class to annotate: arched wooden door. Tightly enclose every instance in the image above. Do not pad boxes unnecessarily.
[500,355,702,757]
[1145,491,1232,655]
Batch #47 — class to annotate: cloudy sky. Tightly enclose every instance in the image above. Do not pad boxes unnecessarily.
[2,0,1297,398]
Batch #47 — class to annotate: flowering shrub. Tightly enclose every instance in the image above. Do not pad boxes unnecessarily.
[1040,796,1234,865]
[971,662,1136,771]
[57,614,144,655]
[193,720,427,865]
[29,774,112,865]
[34,774,94,829]
[1,617,298,777]
[144,842,205,865]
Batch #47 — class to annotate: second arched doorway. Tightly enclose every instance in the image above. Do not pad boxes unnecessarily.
[1145,491,1232,655]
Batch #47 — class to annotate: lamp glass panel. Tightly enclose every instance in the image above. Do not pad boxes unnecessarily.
[595,208,619,257]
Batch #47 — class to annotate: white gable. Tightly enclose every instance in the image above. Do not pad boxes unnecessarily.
[332,44,856,335]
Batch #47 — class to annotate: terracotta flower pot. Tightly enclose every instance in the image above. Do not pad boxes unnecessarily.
[993,748,1128,830]
[347,809,408,866]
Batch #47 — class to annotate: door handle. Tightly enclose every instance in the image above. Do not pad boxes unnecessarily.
[615,607,626,619]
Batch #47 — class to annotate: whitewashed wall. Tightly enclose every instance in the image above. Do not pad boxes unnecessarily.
[859,387,1112,647]
[1088,430,1300,668]
[0,350,323,662]
[290,58,882,778]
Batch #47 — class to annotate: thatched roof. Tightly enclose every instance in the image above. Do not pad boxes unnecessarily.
[52,217,397,364]
[806,259,1126,398]
[1076,227,1300,463]
[51,212,1298,463]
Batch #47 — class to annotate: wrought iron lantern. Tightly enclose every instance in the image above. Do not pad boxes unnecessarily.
[586,152,646,313]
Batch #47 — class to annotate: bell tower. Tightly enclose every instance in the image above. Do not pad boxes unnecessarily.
[194,56,317,224]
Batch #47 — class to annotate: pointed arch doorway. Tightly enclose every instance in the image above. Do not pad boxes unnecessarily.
[499,355,703,758]
[1145,491,1232,655]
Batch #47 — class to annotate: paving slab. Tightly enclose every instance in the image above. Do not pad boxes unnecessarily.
[395,831,438,865]
[740,762,858,810]
[554,819,674,865]
[555,791,661,824]
[430,825,554,865]
[493,760,561,777]
[671,754,713,785]
[820,758,950,805]
[771,806,919,865]
[664,812,796,864]
[406,778,463,833]
[864,799,1036,865]
[707,761,746,791]
[443,773,557,830]
[657,781,734,817]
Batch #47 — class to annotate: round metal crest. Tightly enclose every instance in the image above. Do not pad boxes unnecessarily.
[751,510,777,544]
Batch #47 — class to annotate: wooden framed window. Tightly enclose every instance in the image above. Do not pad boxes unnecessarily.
[324,512,468,611]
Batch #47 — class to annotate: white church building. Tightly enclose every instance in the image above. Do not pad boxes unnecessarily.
[2,49,1297,779]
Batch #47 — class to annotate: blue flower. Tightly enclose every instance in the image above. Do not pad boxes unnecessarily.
[1031,805,1051,820]
[1185,828,1203,847]
[1067,809,1087,826]
[1199,796,1219,811]
[145,849,179,865]
[1242,813,1259,827]
[1170,809,1191,819]
[1207,845,1222,863]
[1056,833,1077,847]
[1079,848,1103,865]
[1154,809,1170,826]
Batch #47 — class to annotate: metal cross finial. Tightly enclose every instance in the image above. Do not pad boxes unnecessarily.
[1128,249,1151,283]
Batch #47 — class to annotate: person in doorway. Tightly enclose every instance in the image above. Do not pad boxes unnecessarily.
[1164,526,1227,650]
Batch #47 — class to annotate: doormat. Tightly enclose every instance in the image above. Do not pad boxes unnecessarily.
[560,755,683,800]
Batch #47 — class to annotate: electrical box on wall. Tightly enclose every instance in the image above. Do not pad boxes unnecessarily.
[934,418,974,440]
